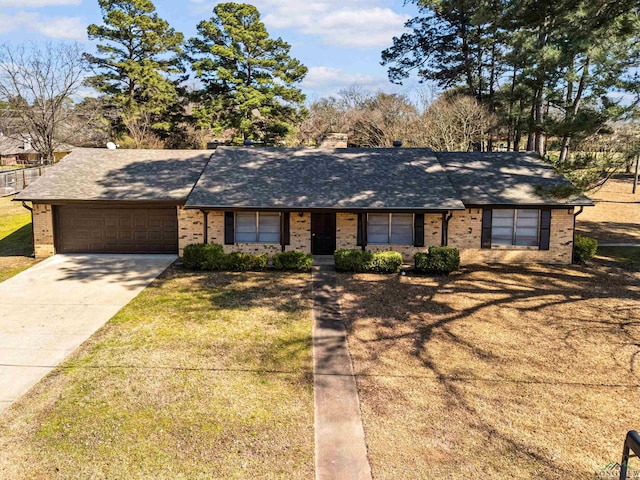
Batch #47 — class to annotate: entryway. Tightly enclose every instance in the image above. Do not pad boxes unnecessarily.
[311,213,336,255]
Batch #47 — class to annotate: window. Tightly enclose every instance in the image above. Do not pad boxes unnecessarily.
[367,213,413,245]
[235,212,281,243]
[491,209,539,246]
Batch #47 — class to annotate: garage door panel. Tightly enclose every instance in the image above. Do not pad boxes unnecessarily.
[56,206,178,254]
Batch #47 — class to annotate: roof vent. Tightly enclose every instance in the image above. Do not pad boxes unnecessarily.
[206,140,219,150]
[393,140,403,148]
[243,139,253,147]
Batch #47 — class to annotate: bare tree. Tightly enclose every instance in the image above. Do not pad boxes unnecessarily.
[0,42,86,163]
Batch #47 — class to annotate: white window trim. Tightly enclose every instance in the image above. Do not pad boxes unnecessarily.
[491,209,541,247]
[235,212,281,244]
[367,213,414,246]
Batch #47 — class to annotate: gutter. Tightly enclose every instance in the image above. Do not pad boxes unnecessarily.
[21,201,35,258]
[441,211,453,246]
[572,206,584,264]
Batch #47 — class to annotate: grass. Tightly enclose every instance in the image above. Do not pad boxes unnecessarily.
[0,268,314,479]
[576,175,640,243]
[597,246,640,270]
[0,195,38,282]
[337,259,640,479]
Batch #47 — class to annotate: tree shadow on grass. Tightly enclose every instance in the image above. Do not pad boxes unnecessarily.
[0,224,32,256]
[336,262,640,478]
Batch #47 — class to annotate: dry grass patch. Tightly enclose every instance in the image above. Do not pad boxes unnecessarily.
[337,262,640,479]
[576,175,640,242]
[0,267,314,479]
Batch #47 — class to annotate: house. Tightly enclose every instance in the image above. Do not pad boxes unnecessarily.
[15,147,592,264]
[0,135,74,166]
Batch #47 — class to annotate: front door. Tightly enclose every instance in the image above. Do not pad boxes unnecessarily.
[311,213,336,255]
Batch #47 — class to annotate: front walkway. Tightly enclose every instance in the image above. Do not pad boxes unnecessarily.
[312,264,372,480]
[0,254,176,413]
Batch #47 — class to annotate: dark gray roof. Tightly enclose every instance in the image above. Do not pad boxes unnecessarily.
[15,148,212,202]
[437,151,594,206]
[185,147,466,210]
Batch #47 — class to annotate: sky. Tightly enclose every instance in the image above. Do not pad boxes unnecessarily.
[0,0,425,102]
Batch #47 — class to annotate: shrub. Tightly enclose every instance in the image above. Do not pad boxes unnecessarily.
[224,252,268,271]
[272,251,314,271]
[182,243,224,270]
[334,249,402,273]
[368,251,403,273]
[334,249,372,272]
[414,246,460,275]
[574,235,598,263]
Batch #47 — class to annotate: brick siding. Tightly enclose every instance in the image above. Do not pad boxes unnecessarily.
[33,203,54,258]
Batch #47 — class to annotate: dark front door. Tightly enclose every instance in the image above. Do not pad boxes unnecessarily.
[311,213,336,255]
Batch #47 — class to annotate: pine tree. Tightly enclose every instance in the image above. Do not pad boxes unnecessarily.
[187,2,307,145]
[85,0,184,147]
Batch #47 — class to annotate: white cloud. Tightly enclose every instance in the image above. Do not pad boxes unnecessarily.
[302,66,390,95]
[190,0,409,49]
[0,12,86,41]
[0,0,81,6]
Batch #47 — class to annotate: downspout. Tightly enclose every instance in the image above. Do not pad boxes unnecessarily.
[22,201,35,257]
[572,206,584,264]
[201,210,209,244]
[441,211,453,246]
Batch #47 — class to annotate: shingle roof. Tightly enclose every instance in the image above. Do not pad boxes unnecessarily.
[437,151,594,207]
[15,148,212,202]
[185,147,466,210]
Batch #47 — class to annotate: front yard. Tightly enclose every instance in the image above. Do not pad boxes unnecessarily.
[0,195,38,282]
[0,268,314,479]
[338,259,640,479]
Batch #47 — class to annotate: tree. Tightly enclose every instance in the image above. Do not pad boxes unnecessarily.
[0,42,85,163]
[85,0,184,148]
[188,2,307,145]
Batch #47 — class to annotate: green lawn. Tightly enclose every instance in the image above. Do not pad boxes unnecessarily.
[597,246,640,271]
[0,268,314,479]
[0,195,38,281]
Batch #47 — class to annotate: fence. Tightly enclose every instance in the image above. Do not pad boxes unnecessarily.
[0,165,50,197]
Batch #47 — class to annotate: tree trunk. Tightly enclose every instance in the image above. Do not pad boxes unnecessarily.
[633,155,639,194]
[559,57,590,163]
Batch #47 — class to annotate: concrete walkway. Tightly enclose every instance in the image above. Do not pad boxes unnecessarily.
[312,265,372,480]
[0,254,176,414]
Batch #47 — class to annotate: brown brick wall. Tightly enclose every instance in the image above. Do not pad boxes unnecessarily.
[177,207,204,256]
[448,208,574,264]
[33,203,55,258]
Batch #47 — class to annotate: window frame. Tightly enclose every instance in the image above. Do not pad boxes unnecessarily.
[235,211,281,244]
[366,213,414,246]
[490,208,541,247]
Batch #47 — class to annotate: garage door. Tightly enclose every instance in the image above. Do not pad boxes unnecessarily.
[55,205,178,254]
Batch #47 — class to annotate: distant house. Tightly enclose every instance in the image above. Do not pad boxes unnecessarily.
[0,135,74,166]
[16,147,592,264]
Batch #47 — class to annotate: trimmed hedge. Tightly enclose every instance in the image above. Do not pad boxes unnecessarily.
[334,249,403,273]
[272,251,313,271]
[414,246,460,275]
[573,235,598,263]
[182,244,267,271]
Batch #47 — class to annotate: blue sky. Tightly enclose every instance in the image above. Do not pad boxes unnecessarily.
[0,0,424,101]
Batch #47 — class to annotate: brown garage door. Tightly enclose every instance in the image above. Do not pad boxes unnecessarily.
[55,205,178,254]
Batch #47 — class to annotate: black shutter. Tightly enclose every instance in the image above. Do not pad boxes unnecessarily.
[357,213,367,248]
[481,209,492,249]
[357,213,363,246]
[414,213,425,247]
[282,212,290,246]
[224,212,234,245]
[539,209,551,250]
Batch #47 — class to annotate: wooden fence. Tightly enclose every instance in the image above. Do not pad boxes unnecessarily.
[0,166,50,197]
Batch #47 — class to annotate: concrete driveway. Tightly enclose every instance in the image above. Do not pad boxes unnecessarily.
[0,254,176,414]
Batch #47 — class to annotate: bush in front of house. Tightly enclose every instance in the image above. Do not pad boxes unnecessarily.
[182,243,224,270]
[368,251,403,273]
[334,249,402,273]
[182,244,267,271]
[272,251,313,271]
[414,246,460,275]
[573,235,598,263]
